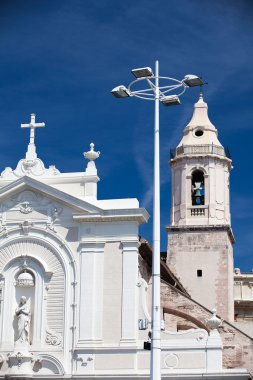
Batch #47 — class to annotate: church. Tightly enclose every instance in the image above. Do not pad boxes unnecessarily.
[0,96,252,379]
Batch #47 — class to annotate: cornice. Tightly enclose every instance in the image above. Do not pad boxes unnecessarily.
[166,224,235,244]
[170,154,232,165]
[73,208,149,224]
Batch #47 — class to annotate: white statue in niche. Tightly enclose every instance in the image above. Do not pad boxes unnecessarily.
[15,296,30,344]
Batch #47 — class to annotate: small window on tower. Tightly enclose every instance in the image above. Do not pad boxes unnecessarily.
[192,170,205,206]
[197,269,202,277]
[194,129,204,137]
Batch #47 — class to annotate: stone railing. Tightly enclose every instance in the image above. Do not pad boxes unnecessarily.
[191,208,205,216]
[176,144,226,157]
[189,206,208,217]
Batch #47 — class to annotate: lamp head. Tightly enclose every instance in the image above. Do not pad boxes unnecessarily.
[183,75,204,87]
[161,95,181,106]
[131,67,153,79]
[111,85,130,98]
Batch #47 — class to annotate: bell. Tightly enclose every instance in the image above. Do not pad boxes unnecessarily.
[195,196,201,205]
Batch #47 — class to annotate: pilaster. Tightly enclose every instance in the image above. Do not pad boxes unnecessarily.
[77,241,105,347]
[120,240,139,346]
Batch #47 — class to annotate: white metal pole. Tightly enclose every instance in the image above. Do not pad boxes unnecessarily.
[151,60,161,380]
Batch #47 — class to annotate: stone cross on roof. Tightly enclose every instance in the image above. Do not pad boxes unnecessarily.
[21,113,45,160]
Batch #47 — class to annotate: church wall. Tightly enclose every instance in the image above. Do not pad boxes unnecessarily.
[50,182,84,197]
[76,221,140,348]
[234,320,253,338]
[167,230,234,321]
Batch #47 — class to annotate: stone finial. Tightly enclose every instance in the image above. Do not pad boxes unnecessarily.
[207,308,222,330]
[83,143,100,197]
[83,143,100,162]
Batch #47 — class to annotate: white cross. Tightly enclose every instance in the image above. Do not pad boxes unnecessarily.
[21,113,45,145]
[21,114,45,160]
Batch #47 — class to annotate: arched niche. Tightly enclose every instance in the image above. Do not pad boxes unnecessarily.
[1,256,50,348]
[0,227,77,363]
[0,236,68,351]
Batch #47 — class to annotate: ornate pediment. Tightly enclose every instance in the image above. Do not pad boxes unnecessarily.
[0,176,102,215]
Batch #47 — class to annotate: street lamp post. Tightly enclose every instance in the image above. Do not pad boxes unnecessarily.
[111,61,203,380]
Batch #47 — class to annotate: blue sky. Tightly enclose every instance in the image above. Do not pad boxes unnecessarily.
[0,0,252,270]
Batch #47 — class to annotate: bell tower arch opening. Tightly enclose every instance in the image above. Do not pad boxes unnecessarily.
[191,170,205,206]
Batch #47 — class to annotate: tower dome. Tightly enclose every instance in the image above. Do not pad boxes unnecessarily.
[173,93,231,162]
[177,93,222,148]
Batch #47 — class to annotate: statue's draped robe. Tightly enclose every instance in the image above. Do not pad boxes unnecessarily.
[15,304,30,343]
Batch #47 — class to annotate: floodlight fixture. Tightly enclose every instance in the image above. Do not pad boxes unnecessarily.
[183,74,204,87]
[111,85,130,98]
[131,67,153,79]
[161,95,181,106]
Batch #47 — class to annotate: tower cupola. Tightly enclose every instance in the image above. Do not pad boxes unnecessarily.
[170,94,232,226]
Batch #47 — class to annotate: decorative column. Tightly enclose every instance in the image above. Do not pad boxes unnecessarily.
[120,240,139,346]
[77,241,105,346]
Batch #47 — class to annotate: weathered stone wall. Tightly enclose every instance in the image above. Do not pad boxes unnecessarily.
[138,254,151,285]
[160,281,253,373]
[167,229,234,321]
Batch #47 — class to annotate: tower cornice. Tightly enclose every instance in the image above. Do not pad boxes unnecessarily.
[166,224,235,245]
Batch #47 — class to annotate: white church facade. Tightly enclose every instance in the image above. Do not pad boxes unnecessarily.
[0,102,251,379]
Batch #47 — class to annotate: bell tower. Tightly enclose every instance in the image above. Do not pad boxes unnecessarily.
[167,94,234,322]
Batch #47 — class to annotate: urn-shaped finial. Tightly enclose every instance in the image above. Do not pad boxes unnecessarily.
[83,143,100,162]
[207,308,222,330]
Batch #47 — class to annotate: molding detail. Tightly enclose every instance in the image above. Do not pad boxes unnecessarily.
[1,158,61,179]
[164,353,178,369]
[46,206,63,233]
[20,220,33,235]
[137,278,151,322]
[45,328,62,346]
[34,354,65,375]
[19,201,33,214]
